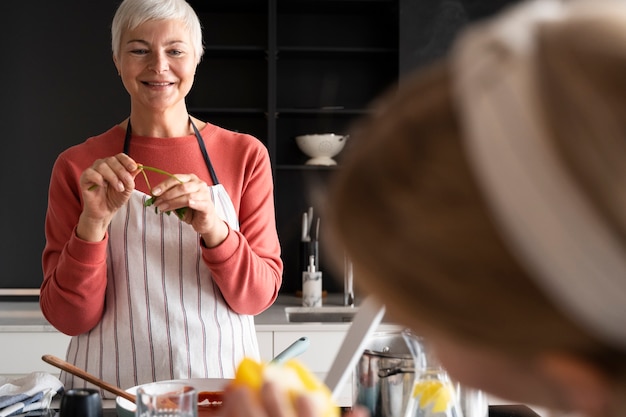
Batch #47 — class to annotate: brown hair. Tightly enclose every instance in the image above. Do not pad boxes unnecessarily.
[327,58,626,372]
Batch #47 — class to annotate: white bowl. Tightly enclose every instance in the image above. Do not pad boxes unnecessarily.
[116,378,230,417]
[295,134,348,166]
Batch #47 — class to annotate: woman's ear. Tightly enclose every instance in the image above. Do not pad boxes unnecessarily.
[538,352,612,417]
[113,54,120,76]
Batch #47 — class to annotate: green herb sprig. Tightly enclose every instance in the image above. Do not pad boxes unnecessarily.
[88,164,188,220]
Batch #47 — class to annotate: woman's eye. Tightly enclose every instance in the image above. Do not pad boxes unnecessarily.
[130,49,149,55]
[169,50,183,56]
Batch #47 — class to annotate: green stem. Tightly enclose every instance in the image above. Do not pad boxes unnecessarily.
[87,164,182,191]
[140,167,152,191]
[86,163,188,220]
[138,164,184,184]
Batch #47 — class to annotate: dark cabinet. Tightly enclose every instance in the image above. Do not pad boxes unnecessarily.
[0,0,521,297]
[187,0,399,294]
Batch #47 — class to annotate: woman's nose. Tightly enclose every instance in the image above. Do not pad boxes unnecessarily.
[148,52,168,73]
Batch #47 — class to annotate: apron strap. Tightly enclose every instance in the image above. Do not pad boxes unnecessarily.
[123,118,220,185]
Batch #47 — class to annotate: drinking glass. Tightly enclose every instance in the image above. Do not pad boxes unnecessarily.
[136,382,197,417]
[402,330,488,417]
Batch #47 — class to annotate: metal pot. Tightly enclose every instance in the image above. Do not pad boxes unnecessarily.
[355,330,488,417]
[354,331,416,417]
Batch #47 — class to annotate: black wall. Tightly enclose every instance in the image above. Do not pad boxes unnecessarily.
[0,0,518,295]
[1,1,127,292]
[400,0,520,74]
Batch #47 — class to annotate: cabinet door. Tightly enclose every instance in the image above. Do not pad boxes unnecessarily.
[273,330,345,372]
[256,330,274,362]
[0,331,70,378]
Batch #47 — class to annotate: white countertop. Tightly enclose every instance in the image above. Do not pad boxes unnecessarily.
[0,293,397,333]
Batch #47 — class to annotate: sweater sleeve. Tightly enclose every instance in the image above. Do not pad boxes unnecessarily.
[201,143,283,315]
[40,153,109,336]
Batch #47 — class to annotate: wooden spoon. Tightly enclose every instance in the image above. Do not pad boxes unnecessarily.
[42,354,136,403]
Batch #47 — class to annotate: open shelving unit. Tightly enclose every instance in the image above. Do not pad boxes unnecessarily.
[187,0,399,294]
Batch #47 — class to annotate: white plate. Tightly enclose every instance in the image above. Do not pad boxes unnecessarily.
[116,378,231,417]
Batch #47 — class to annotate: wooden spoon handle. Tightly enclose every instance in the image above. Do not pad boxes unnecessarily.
[42,354,136,403]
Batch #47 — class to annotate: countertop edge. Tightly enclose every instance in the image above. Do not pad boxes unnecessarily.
[0,294,400,332]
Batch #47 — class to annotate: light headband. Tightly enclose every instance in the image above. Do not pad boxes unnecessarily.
[452,0,626,348]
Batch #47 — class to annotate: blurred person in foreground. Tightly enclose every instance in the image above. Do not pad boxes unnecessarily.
[41,0,282,396]
[223,0,626,416]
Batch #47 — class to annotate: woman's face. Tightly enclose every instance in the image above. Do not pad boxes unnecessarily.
[114,19,197,114]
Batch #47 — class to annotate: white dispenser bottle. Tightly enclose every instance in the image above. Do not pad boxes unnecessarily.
[302,255,322,307]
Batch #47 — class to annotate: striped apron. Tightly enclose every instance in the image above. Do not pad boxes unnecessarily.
[61,120,259,398]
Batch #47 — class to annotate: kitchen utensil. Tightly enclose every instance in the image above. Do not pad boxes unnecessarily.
[116,379,229,417]
[295,134,348,166]
[307,207,314,234]
[136,381,197,417]
[300,239,319,274]
[314,217,320,241]
[270,336,310,365]
[41,354,135,402]
[354,331,417,417]
[324,296,385,400]
[302,212,310,242]
[59,388,103,417]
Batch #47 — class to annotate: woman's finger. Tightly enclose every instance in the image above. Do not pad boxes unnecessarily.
[261,382,297,417]
[150,173,195,197]
[88,154,138,192]
[222,386,267,417]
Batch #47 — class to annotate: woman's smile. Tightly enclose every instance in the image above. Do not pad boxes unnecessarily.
[114,19,197,113]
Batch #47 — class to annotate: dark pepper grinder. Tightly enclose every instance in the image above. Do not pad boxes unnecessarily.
[60,388,103,417]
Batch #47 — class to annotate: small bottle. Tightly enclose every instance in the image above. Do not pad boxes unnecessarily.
[302,255,322,307]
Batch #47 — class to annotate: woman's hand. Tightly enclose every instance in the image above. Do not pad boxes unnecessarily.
[222,381,371,417]
[77,153,140,241]
[222,382,320,417]
[150,173,229,247]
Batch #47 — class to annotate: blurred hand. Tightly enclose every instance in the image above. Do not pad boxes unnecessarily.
[222,381,371,417]
[78,153,140,241]
[223,382,319,417]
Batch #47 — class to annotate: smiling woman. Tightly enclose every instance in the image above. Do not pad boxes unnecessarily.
[114,18,199,119]
[39,0,282,399]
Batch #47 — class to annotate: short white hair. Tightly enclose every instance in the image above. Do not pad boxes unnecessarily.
[111,0,204,64]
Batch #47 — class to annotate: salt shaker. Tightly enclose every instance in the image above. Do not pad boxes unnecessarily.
[59,388,103,417]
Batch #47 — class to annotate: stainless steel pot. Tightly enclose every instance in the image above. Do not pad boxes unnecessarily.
[355,331,488,417]
[354,331,416,417]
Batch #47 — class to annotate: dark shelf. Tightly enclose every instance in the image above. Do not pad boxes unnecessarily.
[204,45,267,57]
[276,108,370,116]
[278,46,397,57]
[190,1,267,13]
[276,164,339,170]
[189,107,268,115]
[278,0,396,14]
[189,0,399,294]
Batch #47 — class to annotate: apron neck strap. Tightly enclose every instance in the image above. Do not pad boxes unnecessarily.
[123,117,220,185]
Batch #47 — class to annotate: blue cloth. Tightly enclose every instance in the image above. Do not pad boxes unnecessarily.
[0,373,63,417]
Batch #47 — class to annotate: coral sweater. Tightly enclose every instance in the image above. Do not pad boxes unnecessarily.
[41,123,282,336]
